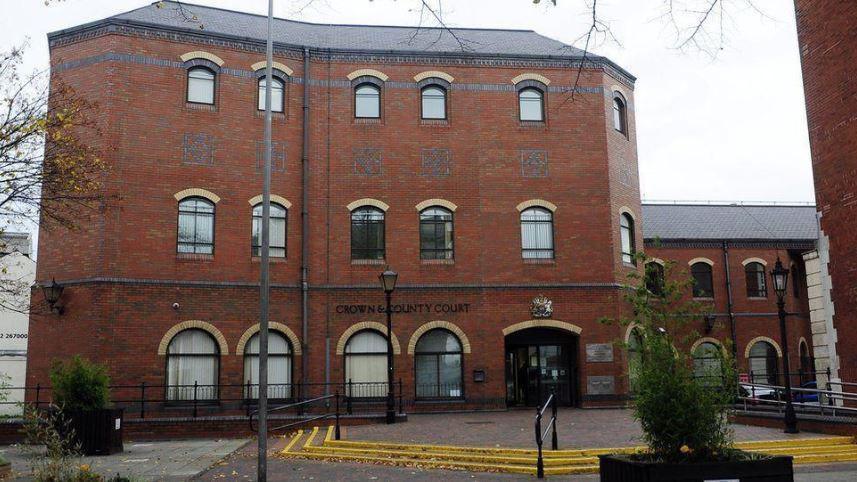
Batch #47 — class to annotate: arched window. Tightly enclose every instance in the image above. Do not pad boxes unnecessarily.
[799,340,812,384]
[613,93,627,134]
[244,331,292,399]
[421,85,447,120]
[628,328,643,394]
[187,67,215,105]
[749,341,779,385]
[419,207,453,260]
[518,87,544,121]
[745,262,767,298]
[520,207,554,259]
[693,342,723,386]
[415,329,463,399]
[166,329,219,401]
[344,330,388,398]
[350,206,385,260]
[178,197,215,254]
[645,262,665,296]
[620,213,636,265]
[251,203,287,257]
[258,76,285,112]
[691,262,714,298]
[355,83,381,118]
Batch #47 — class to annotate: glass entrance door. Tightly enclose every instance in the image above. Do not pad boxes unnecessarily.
[505,342,574,406]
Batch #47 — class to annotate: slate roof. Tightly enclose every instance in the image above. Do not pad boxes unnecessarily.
[641,204,818,241]
[54,1,591,59]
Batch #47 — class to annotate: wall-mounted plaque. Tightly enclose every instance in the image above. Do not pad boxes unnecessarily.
[587,376,616,395]
[586,343,614,362]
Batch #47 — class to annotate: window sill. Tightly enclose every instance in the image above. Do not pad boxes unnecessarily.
[185,102,217,112]
[255,111,287,120]
[692,297,715,301]
[623,262,638,269]
[523,258,556,265]
[251,256,288,263]
[421,258,454,265]
[519,120,547,128]
[351,259,386,265]
[747,296,769,301]
[354,118,381,125]
[414,398,466,404]
[420,119,449,127]
[176,253,214,261]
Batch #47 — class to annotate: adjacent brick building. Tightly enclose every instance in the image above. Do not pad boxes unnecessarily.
[27,2,819,417]
[794,0,857,383]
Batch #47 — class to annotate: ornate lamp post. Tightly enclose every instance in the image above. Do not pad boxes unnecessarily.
[771,258,798,433]
[379,268,398,424]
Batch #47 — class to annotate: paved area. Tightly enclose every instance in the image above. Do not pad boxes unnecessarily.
[347,409,826,448]
[0,438,248,481]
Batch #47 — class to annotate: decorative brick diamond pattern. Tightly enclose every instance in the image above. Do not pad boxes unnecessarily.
[618,160,635,187]
[182,133,215,166]
[421,148,451,177]
[521,149,548,178]
[256,140,286,172]
[354,148,382,176]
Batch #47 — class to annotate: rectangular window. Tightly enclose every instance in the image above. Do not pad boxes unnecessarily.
[521,218,554,259]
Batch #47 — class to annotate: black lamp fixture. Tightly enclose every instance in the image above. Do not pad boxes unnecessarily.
[704,313,716,334]
[378,267,398,424]
[41,277,64,315]
[379,268,398,294]
[771,257,798,433]
[771,258,789,301]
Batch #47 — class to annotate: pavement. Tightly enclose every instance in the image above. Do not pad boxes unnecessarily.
[0,438,248,481]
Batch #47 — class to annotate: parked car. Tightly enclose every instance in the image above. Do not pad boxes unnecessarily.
[793,381,820,404]
[739,383,782,402]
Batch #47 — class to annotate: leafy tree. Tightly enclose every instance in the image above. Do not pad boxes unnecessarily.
[603,253,738,462]
[49,356,110,412]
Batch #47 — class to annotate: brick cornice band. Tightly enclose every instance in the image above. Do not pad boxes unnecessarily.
[511,73,551,86]
[415,199,457,212]
[247,194,292,209]
[407,320,471,355]
[413,70,454,83]
[502,319,582,336]
[250,61,294,76]
[744,336,783,358]
[335,321,401,355]
[347,69,389,82]
[346,198,389,212]
[174,188,221,203]
[157,320,229,355]
[179,51,225,66]
[516,199,557,212]
[235,322,302,355]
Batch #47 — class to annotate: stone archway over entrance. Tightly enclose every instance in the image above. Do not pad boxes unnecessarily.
[503,320,581,408]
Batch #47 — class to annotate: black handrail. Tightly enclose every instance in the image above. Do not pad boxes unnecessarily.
[249,392,342,438]
[534,391,558,479]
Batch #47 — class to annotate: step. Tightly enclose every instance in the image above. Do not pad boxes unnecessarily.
[746,444,857,456]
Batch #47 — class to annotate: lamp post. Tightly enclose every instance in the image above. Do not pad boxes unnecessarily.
[379,268,398,424]
[41,278,64,315]
[771,257,798,434]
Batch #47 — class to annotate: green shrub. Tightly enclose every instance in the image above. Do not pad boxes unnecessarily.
[602,252,738,463]
[49,356,110,412]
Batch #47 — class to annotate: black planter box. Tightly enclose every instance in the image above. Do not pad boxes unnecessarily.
[599,453,794,482]
[65,408,124,456]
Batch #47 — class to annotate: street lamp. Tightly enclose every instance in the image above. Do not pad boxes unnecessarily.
[379,268,398,424]
[41,278,64,315]
[771,257,798,433]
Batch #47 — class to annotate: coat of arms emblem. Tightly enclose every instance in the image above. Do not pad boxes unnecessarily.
[530,295,553,318]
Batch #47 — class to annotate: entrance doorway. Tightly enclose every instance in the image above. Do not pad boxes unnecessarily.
[505,327,579,407]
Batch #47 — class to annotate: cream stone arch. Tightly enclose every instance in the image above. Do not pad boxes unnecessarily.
[690,337,727,355]
[179,51,225,66]
[624,323,643,344]
[798,337,809,355]
[247,194,292,209]
[610,84,630,102]
[619,206,637,221]
[347,69,389,82]
[335,321,401,355]
[647,258,665,266]
[250,61,294,76]
[346,198,389,212]
[174,188,221,204]
[502,319,582,337]
[415,199,458,212]
[407,321,472,355]
[413,71,454,83]
[516,199,557,213]
[157,320,229,356]
[688,257,715,266]
[235,322,302,356]
[511,73,551,86]
[744,336,783,358]
[742,257,768,267]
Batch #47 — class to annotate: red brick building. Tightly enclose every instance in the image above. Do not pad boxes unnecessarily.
[794,1,857,383]
[28,2,818,415]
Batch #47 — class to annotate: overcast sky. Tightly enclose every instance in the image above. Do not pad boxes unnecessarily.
[3,0,815,204]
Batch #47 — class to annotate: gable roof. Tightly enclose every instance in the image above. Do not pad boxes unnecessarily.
[642,204,818,242]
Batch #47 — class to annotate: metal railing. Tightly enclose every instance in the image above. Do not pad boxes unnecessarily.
[534,391,558,479]
[249,392,344,439]
[738,380,857,417]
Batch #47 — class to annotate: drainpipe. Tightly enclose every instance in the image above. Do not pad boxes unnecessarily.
[722,241,738,358]
[301,47,310,387]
